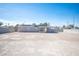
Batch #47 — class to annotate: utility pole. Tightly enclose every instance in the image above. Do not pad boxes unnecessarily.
[67,20,69,26]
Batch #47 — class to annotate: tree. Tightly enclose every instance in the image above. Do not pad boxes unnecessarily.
[68,24,74,29]
[75,26,79,29]
[15,24,19,32]
[43,22,50,26]
[63,25,66,29]
[39,22,50,26]
[0,22,3,26]
[39,23,43,26]
[32,23,37,27]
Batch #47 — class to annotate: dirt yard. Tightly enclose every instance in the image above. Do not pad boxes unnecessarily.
[0,30,79,56]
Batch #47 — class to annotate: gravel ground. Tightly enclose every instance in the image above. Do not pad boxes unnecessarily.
[0,30,79,56]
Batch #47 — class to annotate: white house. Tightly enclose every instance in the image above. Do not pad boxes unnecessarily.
[16,24,63,33]
[17,25,39,32]
[46,26,63,33]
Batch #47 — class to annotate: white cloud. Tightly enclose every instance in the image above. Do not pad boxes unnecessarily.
[0,18,17,26]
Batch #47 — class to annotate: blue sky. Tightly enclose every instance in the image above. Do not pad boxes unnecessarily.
[0,3,79,26]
